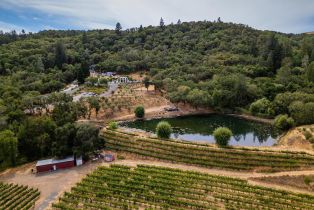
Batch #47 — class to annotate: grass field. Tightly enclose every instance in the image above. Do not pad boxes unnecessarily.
[52,164,314,210]
[0,182,40,210]
[102,129,314,172]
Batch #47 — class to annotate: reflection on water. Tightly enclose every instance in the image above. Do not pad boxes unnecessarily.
[120,114,280,147]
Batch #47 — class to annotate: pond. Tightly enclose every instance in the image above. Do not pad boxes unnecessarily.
[120,114,279,147]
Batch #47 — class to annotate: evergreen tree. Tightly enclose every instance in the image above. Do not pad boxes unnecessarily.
[307,62,314,83]
[35,57,45,72]
[77,61,90,84]
[160,17,165,28]
[82,31,88,44]
[177,19,181,25]
[54,41,67,69]
[115,22,122,35]
[0,61,5,75]
[310,48,314,62]
[139,25,143,32]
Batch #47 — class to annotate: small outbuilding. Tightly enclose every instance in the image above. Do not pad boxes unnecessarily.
[36,156,75,173]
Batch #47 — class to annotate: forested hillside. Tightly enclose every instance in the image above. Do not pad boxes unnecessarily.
[1,20,314,169]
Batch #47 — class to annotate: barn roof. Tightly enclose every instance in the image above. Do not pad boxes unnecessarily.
[36,156,74,167]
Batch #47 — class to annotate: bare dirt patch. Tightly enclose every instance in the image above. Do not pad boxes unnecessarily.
[0,161,103,210]
[278,125,314,152]
[250,174,314,194]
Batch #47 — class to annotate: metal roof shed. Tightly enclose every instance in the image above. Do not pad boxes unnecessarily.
[36,156,75,173]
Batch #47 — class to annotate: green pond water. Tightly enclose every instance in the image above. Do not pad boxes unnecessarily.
[121,114,279,147]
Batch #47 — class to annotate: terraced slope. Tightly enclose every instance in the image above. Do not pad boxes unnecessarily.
[53,164,314,210]
[102,129,314,172]
[0,182,40,210]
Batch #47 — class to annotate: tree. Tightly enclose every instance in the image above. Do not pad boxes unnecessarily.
[307,62,314,83]
[52,102,77,126]
[115,22,122,35]
[156,121,172,139]
[213,127,233,147]
[177,19,181,25]
[55,41,67,69]
[160,17,165,28]
[134,106,145,118]
[249,98,274,117]
[82,31,88,44]
[187,88,211,108]
[289,101,314,125]
[35,56,45,72]
[87,97,100,118]
[74,123,101,159]
[274,115,295,130]
[53,123,77,158]
[0,130,18,168]
[108,121,118,130]
[143,77,150,91]
[18,116,56,159]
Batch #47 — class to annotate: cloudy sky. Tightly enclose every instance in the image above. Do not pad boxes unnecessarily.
[0,0,313,34]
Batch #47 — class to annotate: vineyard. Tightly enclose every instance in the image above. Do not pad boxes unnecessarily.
[102,129,314,172]
[0,182,40,210]
[52,164,314,210]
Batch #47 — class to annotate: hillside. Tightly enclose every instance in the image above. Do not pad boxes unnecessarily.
[1,20,314,170]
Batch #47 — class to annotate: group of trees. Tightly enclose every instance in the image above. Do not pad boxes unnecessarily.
[0,87,101,169]
[1,19,314,169]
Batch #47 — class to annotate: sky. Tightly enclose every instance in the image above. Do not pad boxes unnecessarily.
[0,0,313,34]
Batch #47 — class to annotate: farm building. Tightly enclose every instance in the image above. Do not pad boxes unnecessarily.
[36,156,75,173]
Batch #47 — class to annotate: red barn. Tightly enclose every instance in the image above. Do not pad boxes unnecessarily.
[36,156,75,173]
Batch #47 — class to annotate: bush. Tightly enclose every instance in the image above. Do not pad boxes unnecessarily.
[213,127,233,147]
[304,130,312,140]
[304,176,312,185]
[249,98,274,117]
[156,121,172,139]
[134,106,145,118]
[108,121,118,130]
[274,115,295,130]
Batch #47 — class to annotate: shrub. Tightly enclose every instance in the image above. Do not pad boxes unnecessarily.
[304,176,312,185]
[304,130,312,140]
[134,106,145,118]
[213,127,233,147]
[108,121,118,130]
[274,115,295,130]
[156,121,172,139]
[249,98,274,117]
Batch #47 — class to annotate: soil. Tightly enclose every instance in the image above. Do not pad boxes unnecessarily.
[0,161,103,210]
[250,175,314,193]
[278,125,314,152]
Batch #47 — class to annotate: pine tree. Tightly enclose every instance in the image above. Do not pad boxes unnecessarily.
[82,31,88,44]
[310,48,314,62]
[35,57,45,72]
[177,19,181,25]
[160,17,165,28]
[55,41,67,69]
[139,25,143,32]
[115,22,122,35]
[307,62,314,83]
